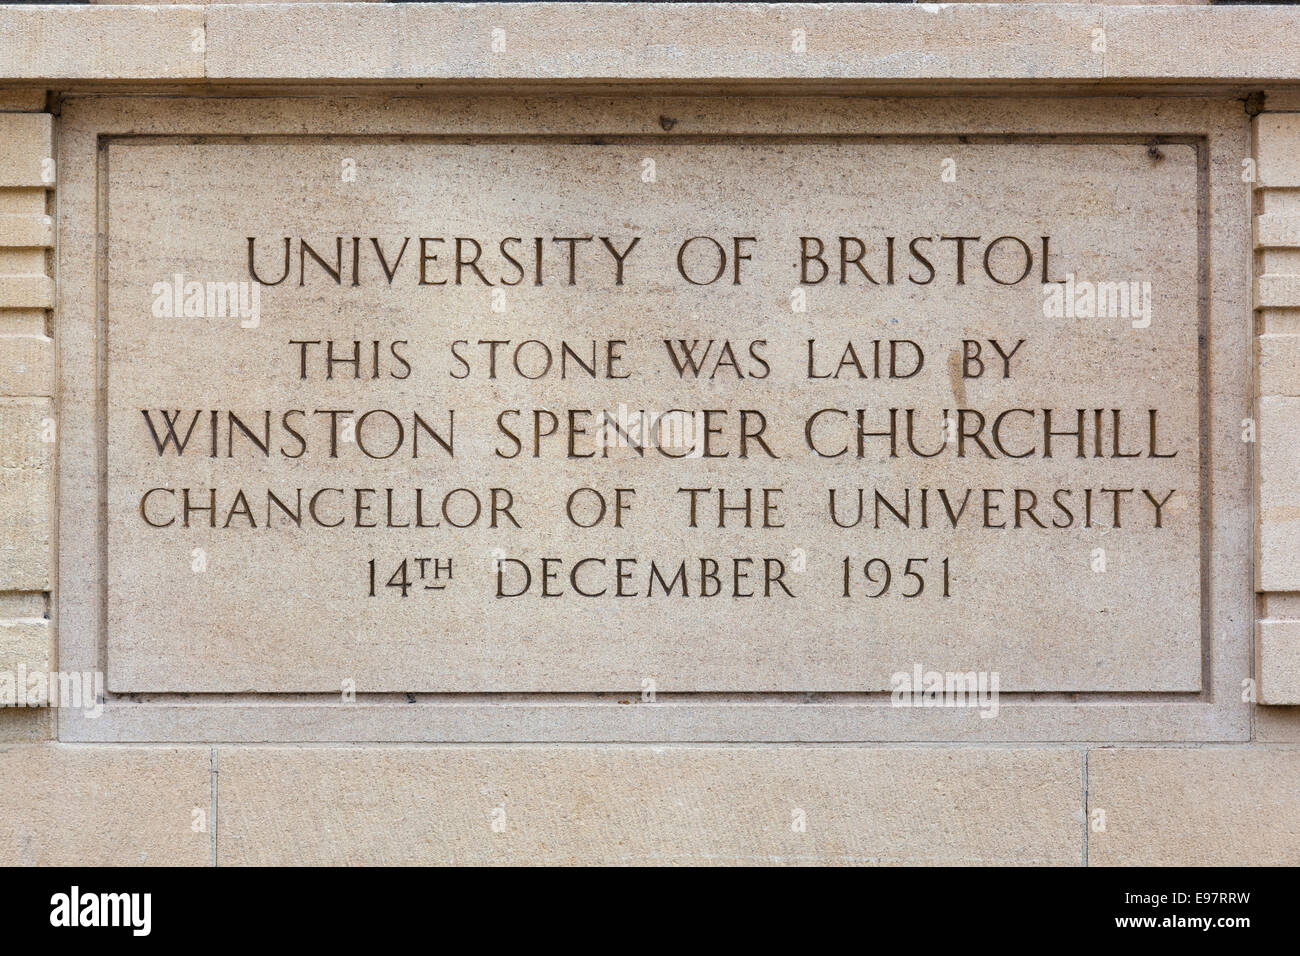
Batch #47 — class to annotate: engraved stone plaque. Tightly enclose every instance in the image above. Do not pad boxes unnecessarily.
[102,137,1203,694]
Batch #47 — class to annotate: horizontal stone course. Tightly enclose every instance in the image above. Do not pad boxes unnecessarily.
[0,275,53,310]
[204,3,1104,82]
[0,214,53,249]
[0,6,203,81]
[1255,274,1300,310]
[0,4,1291,83]
[1087,748,1300,865]
[215,746,1083,865]
[0,744,1292,864]
[0,745,210,865]
[1257,214,1300,249]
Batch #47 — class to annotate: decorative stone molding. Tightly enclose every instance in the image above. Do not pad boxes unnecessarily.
[1254,111,1300,704]
[0,111,54,688]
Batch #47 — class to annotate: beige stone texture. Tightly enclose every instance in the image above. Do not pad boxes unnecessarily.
[0,398,52,591]
[1256,114,1300,190]
[1252,107,1300,731]
[202,3,1105,82]
[0,275,54,310]
[0,248,48,277]
[0,619,49,674]
[1257,214,1300,250]
[217,746,1083,865]
[0,311,48,338]
[1258,620,1300,706]
[1257,274,1300,310]
[0,334,54,397]
[0,3,1292,85]
[1258,91,1300,112]
[0,5,204,81]
[0,114,50,188]
[0,213,54,250]
[0,190,47,219]
[1258,334,1300,398]
[1262,592,1300,619]
[192,3,1300,84]
[1254,103,1300,741]
[1103,7,1300,81]
[1257,397,1300,593]
[1253,706,1300,744]
[1259,247,1300,279]
[0,745,210,865]
[0,592,44,619]
[1258,308,1300,337]
[1088,748,1300,866]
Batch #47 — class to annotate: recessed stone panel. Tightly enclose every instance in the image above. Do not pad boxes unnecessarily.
[102,135,1205,694]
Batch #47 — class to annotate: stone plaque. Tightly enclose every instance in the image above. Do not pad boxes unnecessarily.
[103,136,1202,694]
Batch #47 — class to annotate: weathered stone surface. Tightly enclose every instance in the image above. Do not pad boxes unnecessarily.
[0,398,51,591]
[1257,397,1300,592]
[205,3,1105,82]
[0,334,53,397]
[0,213,53,249]
[0,275,54,310]
[217,746,1082,865]
[1258,620,1300,705]
[1259,334,1300,397]
[0,114,50,188]
[0,618,49,675]
[1256,214,1300,249]
[0,596,51,734]
[0,592,43,619]
[1088,748,1300,865]
[0,709,51,743]
[1257,114,1300,189]
[0,189,46,219]
[0,3,1294,85]
[1256,274,1300,309]
[0,745,210,865]
[1105,7,1300,81]
[0,6,204,81]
